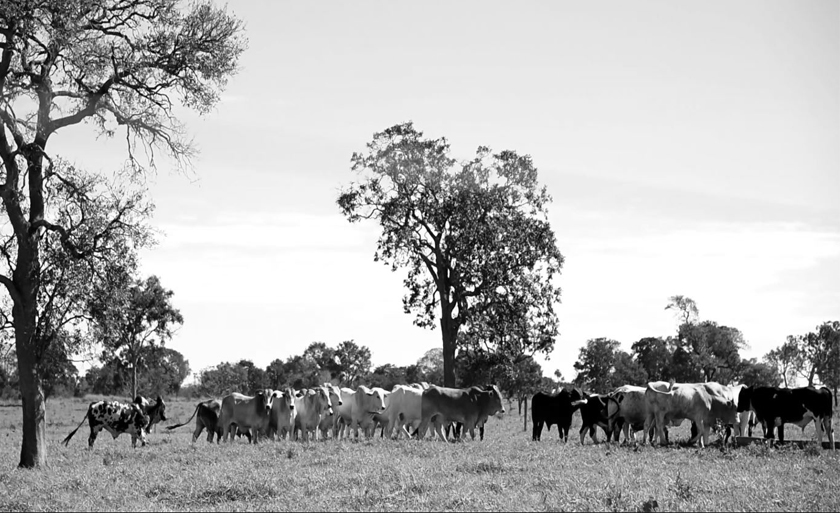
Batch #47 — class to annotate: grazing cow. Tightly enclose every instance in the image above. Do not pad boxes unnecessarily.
[576,393,614,444]
[737,386,835,449]
[318,384,344,439]
[218,390,279,443]
[294,387,334,441]
[417,385,505,441]
[166,399,226,442]
[531,388,587,442]
[644,381,739,448]
[133,395,167,433]
[606,385,660,444]
[63,400,149,448]
[267,388,298,441]
[348,385,388,439]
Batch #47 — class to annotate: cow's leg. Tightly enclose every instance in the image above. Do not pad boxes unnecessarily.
[479,425,485,441]
[193,422,203,443]
[88,425,103,449]
[533,420,543,441]
[589,426,598,444]
[579,425,588,445]
[825,416,836,451]
[778,423,785,443]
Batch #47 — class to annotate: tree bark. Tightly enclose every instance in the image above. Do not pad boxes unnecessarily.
[132,361,138,400]
[12,238,47,468]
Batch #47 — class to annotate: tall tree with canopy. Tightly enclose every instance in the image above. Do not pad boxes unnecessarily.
[763,336,803,387]
[338,123,564,386]
[90,274,183,399]
[573,337,621,393]
[0,0,245,466]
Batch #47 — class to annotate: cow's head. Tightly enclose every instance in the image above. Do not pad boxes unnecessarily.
[316,387,334,416]
[277,388,296,411]
[144,395,167,433]
[489,384,505,415]
[254,390,273,415]
[366,387,388,414]
[323,383,343,406]
[570,388,588,409]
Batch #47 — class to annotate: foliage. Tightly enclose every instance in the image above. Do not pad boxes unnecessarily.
[611,350,648,387]
[630,337,673,382]
[737,358,782,388]
[416,348,444,386]
[334,340,372,381]
[676,321,745,383]
[236,359,267,394]
[573,338,621,393]
[665,295,699,326]
[367,364,408,390]
[197,362,249,397]
[764,337,804,387]
[338,122,564,385]
[86,346,189,397]
[90,275,183,398]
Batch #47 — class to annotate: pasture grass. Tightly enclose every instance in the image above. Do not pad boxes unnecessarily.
[0,397,838,511]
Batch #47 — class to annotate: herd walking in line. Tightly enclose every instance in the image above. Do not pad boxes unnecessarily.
[61,381,835,452]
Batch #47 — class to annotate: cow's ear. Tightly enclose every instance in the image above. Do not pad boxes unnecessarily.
[156,395,163,403]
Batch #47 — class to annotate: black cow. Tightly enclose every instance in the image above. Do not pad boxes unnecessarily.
[63,400,150,448]
[134,395,167,434]
[738,386,835,448]
[577,392,613,444]
[531,388,586,441]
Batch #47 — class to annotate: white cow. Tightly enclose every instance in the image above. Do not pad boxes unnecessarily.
[349,385,387,439]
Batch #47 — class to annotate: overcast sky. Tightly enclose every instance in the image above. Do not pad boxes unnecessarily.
[51,1,839,382]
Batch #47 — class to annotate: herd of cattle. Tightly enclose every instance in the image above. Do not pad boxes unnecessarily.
[61,381,836,452]
[533,381,835,450]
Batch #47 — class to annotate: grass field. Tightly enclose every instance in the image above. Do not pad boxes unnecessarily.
[0,396,838,512]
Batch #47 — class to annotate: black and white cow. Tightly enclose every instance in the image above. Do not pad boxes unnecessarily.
[134,395,167,434]
[62,401,150,448]
[576,392,613,444]
[737,385,835,449]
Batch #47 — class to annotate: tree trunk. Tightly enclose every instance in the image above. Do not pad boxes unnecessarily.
[440,315,458,387]
[13,253,47,468]
[523,396,527,432]
[132,362,138,400]
[17,343,47,468]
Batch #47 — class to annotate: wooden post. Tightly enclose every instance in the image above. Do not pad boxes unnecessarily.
[523,396,528,431]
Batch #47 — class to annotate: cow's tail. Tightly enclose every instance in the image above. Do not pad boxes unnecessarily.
[62,406,91,446]
[166,404,201,431]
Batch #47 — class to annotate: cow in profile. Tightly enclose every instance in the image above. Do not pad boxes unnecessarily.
[63,400,150,448]
[738,385,835,449]
[133,395,167,433]
[644,381,738,447]
[531,388,586,442]
[166,399,225,442]
[417,385,505,441]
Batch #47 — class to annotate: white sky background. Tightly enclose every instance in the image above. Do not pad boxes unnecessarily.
[49,1,839,382]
